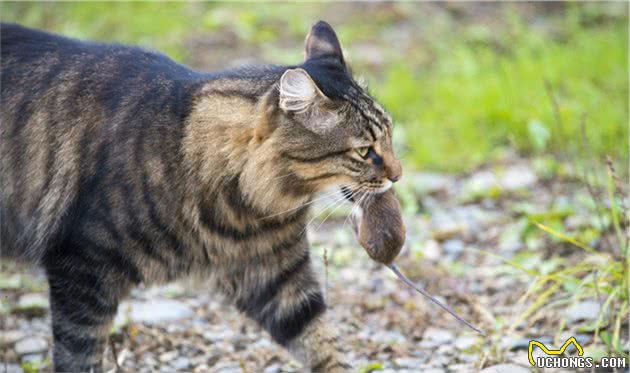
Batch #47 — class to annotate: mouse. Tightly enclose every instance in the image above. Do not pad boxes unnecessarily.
[346,187,485,335]
[350,189,406,264]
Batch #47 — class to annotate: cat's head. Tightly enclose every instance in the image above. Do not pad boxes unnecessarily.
[270,21,402,197]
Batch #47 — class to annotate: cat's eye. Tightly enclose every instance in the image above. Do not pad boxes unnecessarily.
[354,146,371,159]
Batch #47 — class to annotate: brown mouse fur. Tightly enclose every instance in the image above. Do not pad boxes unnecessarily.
[353,189,405,264]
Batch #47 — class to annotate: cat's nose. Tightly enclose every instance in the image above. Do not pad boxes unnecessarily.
[388,173,401,183]
[385,159,402,183]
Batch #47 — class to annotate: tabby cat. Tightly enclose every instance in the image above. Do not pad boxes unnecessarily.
[0,21,402,372]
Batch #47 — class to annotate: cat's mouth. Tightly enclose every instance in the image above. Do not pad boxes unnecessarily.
[341,180,392,202]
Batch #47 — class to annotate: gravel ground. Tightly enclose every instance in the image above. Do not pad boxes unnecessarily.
[3,156,621,373]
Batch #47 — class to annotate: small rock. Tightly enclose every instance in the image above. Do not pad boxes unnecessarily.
[372,330,406,344]
[263,363,282,373]
[566,300,601,322]
[1,364,24,373]
[117,299,194,325]
[423,327,454,344]
[450,363,475,372]
[462,171,499,197]
[408,172,453,196]
[171,357,190,371]
[20,353,44,364]
[479,364,530,373]
[454,335,477,350]
[565,215,589,230]
[426,354,450,367]
[575,333,593,345]
[202,330,234,343]
[193,364,210,373]
[394,357,426,368]
[212,361,243,372]
[158,350,178,363]
[431,221,468,241]
[498,221,526,253]
[508,335,552,351]
[501,165,537,190]
[422,239,442,261]
[443,239,464,258]
[0,274,21,290]
[13,293,49,317]
[458,353,478,363]
[14,337,48,356]
[142,354,158,367]
[0,330,26,348]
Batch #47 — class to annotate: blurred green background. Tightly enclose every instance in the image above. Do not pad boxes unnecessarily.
[1,2,627,172]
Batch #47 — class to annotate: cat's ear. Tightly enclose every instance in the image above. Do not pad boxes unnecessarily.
[278,68,338,135]
[304,21,345,65]
[279,68,326,112]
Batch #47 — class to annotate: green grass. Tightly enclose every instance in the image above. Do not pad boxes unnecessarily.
[378,6,628,171]
[1,2,627,172]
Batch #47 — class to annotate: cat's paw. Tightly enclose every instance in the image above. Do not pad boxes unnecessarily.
[312,361,352,373]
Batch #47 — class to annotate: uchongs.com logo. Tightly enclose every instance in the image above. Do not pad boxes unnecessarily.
[528,336,627,369]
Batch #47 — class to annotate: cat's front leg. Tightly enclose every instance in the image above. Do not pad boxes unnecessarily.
[44,243,138,373]
[233,249,351,372]
[288,315,352,372]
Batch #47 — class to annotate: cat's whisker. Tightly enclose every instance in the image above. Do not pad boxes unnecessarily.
[342,185,367,230]
[348,190,370,227]
[319,184,363,232]
[312,193,353,233]
[259,188,344,220]
[300,193,350,236]
[254,171,298,189]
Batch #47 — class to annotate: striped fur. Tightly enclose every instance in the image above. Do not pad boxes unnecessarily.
[1,21,400,372]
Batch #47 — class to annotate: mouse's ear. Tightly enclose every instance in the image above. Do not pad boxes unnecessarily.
[304,20,345,66]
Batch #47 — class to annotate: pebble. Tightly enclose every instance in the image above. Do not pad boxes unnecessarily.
[426,354,450,367]
[450,363,475,372]
[423,369,446,373]
[407,172,453,196]
[14,337,48,356]
[193,364,210,373]
[394,357,426,368]
[498,221,526,253]
[566,300,601,322]
[13,293,49,316]
[480,363,530,373]
[263,363,282,373]
[117,299,194,325]
[501,165,537,190]
[431,221,468,241]
[372,330,406,344]
[423,327,454,344]
[0,330,26,348]
[20,353,44,364]
[462,171,499,197]
[1,364,24,373]
[422,239,442,260]
[454,335,477,350]
[158,350,179,363]
[212,361,243,372]
[171,357,191,370]
[443,239,464,258]
[508,335,553,351]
